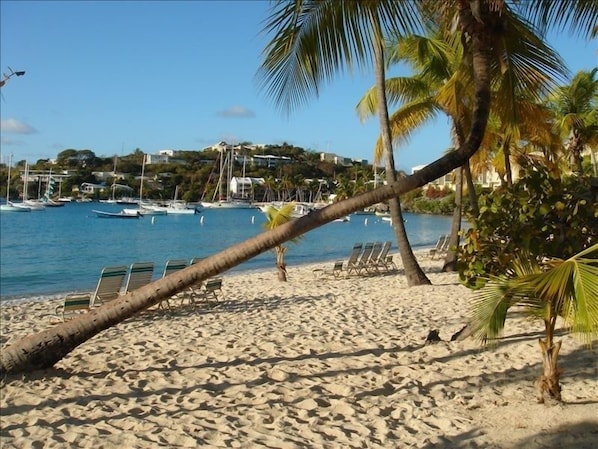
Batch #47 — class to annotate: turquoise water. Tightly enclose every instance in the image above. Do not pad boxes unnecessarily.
[0,202,453,301]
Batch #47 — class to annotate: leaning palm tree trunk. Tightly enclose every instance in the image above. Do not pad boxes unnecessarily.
[372,21,430,286]
[0,2,495,376]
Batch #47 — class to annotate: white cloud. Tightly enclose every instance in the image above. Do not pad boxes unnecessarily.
[0,118,37,134]
[217,105,255,118]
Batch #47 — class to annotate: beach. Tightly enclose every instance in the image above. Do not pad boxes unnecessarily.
[1,252,597,448]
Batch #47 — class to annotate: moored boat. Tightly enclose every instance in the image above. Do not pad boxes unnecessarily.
[92,209,141,219]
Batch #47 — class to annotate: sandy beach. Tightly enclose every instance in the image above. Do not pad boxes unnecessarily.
[1,252,597,448]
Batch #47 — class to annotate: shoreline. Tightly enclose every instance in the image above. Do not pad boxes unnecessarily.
[1,252,596,448]
[0,244,437,304]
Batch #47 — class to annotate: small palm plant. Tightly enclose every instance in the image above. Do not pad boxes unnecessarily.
[468,244,598,403]
[262,202,301,281]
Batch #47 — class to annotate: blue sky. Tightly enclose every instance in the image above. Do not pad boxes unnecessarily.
[1,1,596,172]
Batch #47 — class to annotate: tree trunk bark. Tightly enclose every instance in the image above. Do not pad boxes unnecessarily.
[503,138,513,187]
[443,166,463,272]
[372,20,430,286]
[463,161,479,217]
[536,339,562,403]
[276,247,288,281]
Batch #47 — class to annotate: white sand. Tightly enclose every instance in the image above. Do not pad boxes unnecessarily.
[1,252,597,448]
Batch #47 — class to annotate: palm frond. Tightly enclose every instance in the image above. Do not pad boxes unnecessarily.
[469,244,598,347]
[263,202,295,229]
[469,276,520,344]
[524,245,598,342]
[518,0,598,40]
[355,77,431,121]
[256,0,422,114]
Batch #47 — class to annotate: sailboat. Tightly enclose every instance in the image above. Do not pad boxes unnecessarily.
[149,185,198,215]
[122,153,166,216]
[200,143,254,209]
[41,170,65,207]
[100,156,120,204]
[22,163,46,211]
[1,155,31,212]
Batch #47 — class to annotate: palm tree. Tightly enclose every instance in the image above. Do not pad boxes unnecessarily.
[262,203,299,281]
[257,0,431,285]
[545,68,598,175]
[0,1,520,375]
[358,10,566,266]
[467,244,598,402]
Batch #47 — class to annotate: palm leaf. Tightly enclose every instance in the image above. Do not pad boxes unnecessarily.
[263,202,295,229]
[257,0,422,114]
[469,244,598,346]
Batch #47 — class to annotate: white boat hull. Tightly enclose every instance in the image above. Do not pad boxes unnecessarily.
[200,201,254,209]
[0,203,32,212]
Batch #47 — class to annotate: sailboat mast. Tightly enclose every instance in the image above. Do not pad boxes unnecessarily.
[140,153,146,201]
[5,154,12,203]
[111,155,117,201]
[226,144,233,202]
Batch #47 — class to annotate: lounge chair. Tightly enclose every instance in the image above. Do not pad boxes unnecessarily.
[163,259,188,277]
[158,259,188,309]
[370,241,395,273]
[124,261,155,293]
[191,277,223,306]
[345,243,364,274]
[313,260,345,278]
[365,241,384,274]
[55,293,92,321]
[348,242,374,275]
[429,235,448,259]
[65,265,128,310]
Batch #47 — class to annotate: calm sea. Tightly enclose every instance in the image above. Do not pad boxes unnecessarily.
[0,202,453,302]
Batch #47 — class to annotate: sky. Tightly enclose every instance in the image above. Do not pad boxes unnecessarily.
[1,1,597,172]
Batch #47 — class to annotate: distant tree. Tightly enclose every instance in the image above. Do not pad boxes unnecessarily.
[262,202,301,281]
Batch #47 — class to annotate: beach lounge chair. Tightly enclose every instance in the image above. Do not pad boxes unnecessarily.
[382,242,399,272]
[370,241,393,273]
[191,277,223,306]
[124,261,155,293]
[163,259,188,277]
[429,235,448,259]
[55,293,92,321]
[312,260,345,278]
[345,243,364,274]
[69,265,129,309]
[348,242,374,275]
[158,259,189,309]
[365,241,384,274]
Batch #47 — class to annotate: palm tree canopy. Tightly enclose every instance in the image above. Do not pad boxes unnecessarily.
[547,68,598,141]
[262,202,296,230]
[256,0,421,114]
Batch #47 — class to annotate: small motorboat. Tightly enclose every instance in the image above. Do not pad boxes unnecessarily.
[92,209,141,219]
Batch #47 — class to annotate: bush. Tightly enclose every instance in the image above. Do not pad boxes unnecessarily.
[458,162,598,289]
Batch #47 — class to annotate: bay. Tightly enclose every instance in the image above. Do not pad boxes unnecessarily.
[0,202,453,301]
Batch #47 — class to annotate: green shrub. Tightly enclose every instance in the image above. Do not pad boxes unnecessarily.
[458,162,598,288]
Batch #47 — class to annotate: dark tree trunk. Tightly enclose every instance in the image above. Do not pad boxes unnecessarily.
[463,161,479,217]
